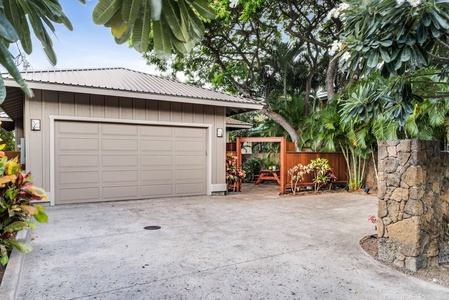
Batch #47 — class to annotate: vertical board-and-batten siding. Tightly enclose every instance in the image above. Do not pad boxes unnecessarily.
[25,89,226,192]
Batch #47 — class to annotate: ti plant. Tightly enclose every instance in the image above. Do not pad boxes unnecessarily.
[0,153,48,266]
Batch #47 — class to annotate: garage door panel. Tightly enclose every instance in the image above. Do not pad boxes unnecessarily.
[59,171,100,185]
[140,155,172,167]
[141,184,173,197]
[175,169,204,180]
[58,138,100,151]
[141,170,172,181]
[103,170,138,183]
[102,123,138,136]
[57,122,99,135]
[175,183,204,195]
[141,126,173,137]
[102,155,138,167]
[140,140,173,152]
[102,139,138,151]
[59,155,99,168]
[102,186,139,199]
[58,187,100,203]
[175,127,204,138]
[55,121,206,204]
[175,141,204,152]
[175,155,204,166]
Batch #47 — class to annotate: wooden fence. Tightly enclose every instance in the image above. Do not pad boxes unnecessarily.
[285,151,348,190]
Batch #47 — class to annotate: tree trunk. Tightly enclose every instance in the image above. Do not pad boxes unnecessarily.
[260,107,300,152]
[304,66,318,115]
[326,57,337,101]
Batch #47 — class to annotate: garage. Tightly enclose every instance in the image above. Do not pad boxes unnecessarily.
[55,120,207,204]
[2,67,262,205]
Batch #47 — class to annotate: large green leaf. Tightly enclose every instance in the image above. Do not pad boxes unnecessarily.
[187,4,205,41]
[163,0,190,43]
[121,0,141,26]
[366,51,379,68]
[0,254,8,266]
[171,32,195,54]
[131,0,151,53]
[400,47,411,62]
[429,10,449,30]
[3,221,26,233]
[111,13,128,39]
[379,47,390,63]
[93,0,122,25]
[187,0,216,20]
[4,0,32,54]
[34,210,48,223]
[0,12,19,42]
[0,79,6,103]
[7,240,33,253]
[153,17,172,60]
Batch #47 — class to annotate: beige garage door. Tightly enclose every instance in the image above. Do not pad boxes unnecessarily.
[55,121,207,204]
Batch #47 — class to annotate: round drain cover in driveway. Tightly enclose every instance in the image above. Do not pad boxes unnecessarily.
[144,226,161,230]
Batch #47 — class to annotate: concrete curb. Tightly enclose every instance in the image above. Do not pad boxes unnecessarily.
[0,228,32,300]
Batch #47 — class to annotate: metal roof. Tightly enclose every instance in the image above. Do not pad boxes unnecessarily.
[2,68,262,114]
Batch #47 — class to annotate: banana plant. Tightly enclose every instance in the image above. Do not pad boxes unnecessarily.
[92,0,216,60]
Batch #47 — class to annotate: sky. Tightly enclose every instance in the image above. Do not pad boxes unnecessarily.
[11,0,163,75]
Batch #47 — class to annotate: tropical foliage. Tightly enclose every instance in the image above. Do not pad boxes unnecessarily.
[93,0,215,59]
[288,158,337,194]
[0,154,48,265]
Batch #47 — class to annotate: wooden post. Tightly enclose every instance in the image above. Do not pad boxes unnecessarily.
[280,137,286,194]
[235,137,242,192]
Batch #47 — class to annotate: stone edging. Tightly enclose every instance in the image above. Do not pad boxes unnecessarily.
[0,228,32,300]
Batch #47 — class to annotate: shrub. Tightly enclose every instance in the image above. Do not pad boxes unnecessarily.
[288,163,312,195]
[309,158,336,192]
[288,158,337,194]
[0,153,48,266]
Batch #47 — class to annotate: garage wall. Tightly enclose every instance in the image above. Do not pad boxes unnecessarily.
[24,90,226,193]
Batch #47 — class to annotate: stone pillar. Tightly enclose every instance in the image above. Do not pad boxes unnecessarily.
[377,140,449,271]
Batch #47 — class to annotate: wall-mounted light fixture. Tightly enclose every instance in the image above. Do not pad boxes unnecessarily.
[31,119,41,131]
[217,128,223,137]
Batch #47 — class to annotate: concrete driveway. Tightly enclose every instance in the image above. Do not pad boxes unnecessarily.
[7,186,449,299]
